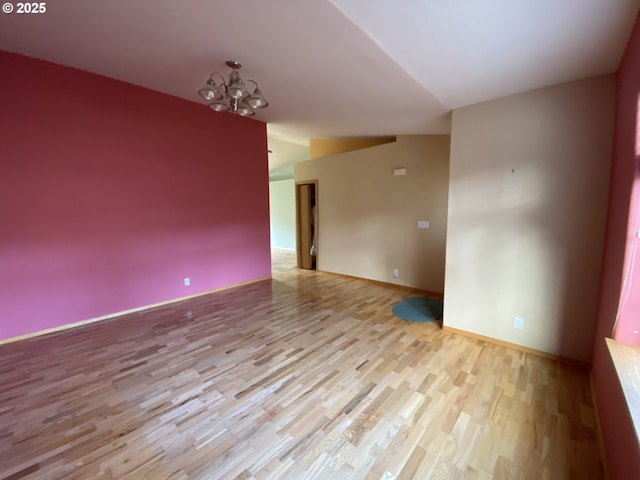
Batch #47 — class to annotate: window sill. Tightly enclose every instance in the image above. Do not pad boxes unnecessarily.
[606,337,640,440]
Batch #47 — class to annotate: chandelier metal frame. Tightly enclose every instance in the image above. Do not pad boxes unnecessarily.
[198,60,269,117]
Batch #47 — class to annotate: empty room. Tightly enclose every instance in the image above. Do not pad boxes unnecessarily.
[1,1,639,479]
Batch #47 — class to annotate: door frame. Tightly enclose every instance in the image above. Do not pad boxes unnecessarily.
[295,180,318,270]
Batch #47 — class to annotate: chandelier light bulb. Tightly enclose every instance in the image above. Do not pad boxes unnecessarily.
[237,99,256,117]
[198,78,222,101]
[209,99,228,112]
[227,80,245,100]
[248,87,269,109]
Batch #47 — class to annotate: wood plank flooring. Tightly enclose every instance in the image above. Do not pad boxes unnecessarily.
[270,248,297,275]
[0,270,602,479]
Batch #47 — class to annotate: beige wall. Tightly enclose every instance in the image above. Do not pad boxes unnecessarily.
[309,136,396,159]
[444,75,615,361]
[296,135,450,292]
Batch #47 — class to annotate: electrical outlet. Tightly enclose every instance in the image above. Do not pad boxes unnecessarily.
[514,316,524,330]
[393,269,399,278]
[184,277,191,286]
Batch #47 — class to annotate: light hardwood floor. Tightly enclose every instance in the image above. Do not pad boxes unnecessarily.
[271,248,297,275]
[0,270,602,479]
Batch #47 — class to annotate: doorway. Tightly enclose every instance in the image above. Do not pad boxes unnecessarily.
[296,180,318,270]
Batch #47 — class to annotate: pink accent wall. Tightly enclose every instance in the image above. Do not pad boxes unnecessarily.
[592,14,640,480]
[0,51,271,341]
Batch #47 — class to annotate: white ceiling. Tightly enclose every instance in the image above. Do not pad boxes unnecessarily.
[0,0,637,144]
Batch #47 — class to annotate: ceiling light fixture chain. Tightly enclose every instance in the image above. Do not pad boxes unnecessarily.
[198,60,269,117]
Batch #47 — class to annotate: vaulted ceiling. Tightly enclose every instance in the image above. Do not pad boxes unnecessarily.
[1,0,637,145]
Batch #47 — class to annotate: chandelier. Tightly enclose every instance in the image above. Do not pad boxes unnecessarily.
[198,60,269,117]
